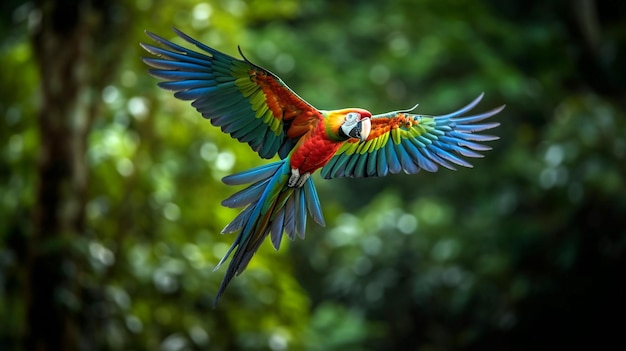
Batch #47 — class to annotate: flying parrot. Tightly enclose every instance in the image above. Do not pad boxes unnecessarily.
[141,28,504,306]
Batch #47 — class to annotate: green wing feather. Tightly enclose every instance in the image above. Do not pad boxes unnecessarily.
[141,28,320,159]
[320,94,504,178]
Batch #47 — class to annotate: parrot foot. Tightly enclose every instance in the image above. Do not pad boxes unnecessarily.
[288,168,310,188]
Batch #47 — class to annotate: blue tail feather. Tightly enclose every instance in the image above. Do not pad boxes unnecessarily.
[295,189,307,238]
[270,208,286,250]
[303,177,325,227]
[213,159,326,307]
[221,178,270,208]
[220,205,254,234]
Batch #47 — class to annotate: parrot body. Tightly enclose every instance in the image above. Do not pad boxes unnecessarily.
[141,29,504,306]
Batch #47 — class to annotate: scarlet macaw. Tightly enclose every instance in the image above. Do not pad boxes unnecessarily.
[141,29,504,306]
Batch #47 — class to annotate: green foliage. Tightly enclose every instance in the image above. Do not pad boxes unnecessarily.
[1,0,625,350]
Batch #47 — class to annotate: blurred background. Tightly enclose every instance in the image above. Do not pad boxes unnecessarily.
[1,0,625,350]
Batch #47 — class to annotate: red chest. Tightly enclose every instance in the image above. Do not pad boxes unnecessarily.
[289,128,342,174]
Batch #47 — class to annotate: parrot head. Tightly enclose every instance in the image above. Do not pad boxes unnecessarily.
[325,108,372,142]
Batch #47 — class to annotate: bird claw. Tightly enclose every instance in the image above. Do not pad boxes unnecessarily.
[288,168,310,188]
[297,172,310,188]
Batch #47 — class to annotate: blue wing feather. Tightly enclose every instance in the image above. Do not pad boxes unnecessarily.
[431,145,473,168]
[376,149,389,176]
[395,142,420,174]
[344,153,361,176]
[143,57,208,71]
[158,80,218,91]
[150,70,215,80]
[385,143,402,174]
[367,150,379,175]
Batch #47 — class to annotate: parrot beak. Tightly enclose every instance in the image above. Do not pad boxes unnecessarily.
[358,117,371,142]
[342,117,371,141]
[339,110,372,142]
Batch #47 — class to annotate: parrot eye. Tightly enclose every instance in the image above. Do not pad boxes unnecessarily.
[345,112,360,122]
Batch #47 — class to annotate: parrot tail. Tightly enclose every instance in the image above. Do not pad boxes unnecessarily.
[212,159,325,306]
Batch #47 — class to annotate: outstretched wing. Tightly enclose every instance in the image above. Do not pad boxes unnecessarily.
[141,28,321,159]
[320,94,504,178]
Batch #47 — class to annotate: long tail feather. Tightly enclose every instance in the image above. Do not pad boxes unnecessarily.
[213,160,325,307]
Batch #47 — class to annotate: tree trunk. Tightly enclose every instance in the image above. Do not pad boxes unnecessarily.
[25,1,125,349]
